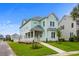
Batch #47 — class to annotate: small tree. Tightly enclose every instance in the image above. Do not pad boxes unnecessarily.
[56,28,61,41]
[6,35,11,41]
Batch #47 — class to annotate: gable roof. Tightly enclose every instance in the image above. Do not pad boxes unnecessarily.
[20,16,44,28]
[30,25,44,31]
[48,13,59,21]
[39,13,59,21]
[58,15,72,25]
[30,16,43,21]
[20,13,58,28]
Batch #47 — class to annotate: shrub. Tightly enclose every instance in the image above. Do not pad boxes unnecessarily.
[69,35,79,42]
[74,36,79,41]
[59,38,65,42]
[69,37,74,42]
[11,40,14,42]
[32,40,41,49]
[77,37,79,41]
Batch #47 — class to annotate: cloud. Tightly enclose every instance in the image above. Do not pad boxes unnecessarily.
[7,20,11,24]
[0,21,20,35]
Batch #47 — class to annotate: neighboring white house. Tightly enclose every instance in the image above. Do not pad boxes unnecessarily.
[11,33,20,42]
[20,13,58,43]
[59,15,79,40]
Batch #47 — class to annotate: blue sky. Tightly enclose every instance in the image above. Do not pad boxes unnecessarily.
[0,3,77,35]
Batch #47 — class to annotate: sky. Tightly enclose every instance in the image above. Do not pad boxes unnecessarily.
[0,3,77,35]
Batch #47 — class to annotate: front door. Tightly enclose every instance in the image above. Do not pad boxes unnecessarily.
[35,31,42,41]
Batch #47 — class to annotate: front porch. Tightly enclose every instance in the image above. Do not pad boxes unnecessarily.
[25,25,44,42]
[25,31,42,42]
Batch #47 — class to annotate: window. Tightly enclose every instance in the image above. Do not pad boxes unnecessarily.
[60,25,64,30]
[25,33,27,38]
[76,20,79,25]
[71,23,74,28]
[43,21,45,26]
[53,22,54,26]
[50,21,52,26]
[50,21,54,27]
[51,32,55,38]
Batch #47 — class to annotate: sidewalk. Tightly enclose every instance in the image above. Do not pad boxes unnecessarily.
[40,42,79,56]
[39,42,66,54]
[0,41,15,56]
[52,51,79,56]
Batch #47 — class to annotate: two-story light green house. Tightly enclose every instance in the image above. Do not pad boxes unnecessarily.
[20,13,58,43]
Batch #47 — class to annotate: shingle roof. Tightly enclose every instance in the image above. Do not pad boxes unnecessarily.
[48,13,59,21]
[30,25,44,31]
[30,16,43,21]
[20,16,44,28]
[20,13,58,28]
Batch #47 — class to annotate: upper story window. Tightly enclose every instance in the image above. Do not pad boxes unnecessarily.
[71,23,74,28]
[43,21,45,26]
[50,21,54,27]
[76,20,79,25]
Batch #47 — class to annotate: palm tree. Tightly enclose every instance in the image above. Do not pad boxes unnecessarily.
[56,28,61,41]
[71,4,79,20]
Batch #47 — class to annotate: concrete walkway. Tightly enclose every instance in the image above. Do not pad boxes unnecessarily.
[0,41,15,56]
[40,42,79,56]
[40,42,66,54]
[51,51,79,56]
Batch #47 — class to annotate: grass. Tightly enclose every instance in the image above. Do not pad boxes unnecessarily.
[8,42,57,56]
[48,42,79,52]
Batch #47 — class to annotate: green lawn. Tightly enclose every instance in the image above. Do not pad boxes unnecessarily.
[8,42,57,56]
[48,42,79,52]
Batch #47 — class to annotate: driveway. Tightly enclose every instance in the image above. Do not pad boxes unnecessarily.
[0,41,15,56]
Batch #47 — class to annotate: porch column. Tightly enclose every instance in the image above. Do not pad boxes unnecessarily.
[27,32,28,39]
[30,31,31,38]
[33,31,35,40]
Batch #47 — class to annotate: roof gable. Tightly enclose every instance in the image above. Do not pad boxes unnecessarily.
[48,13,59,21]
[58,15,72,25]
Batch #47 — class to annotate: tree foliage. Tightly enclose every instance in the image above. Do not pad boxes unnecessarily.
[71,4,79,20]
[56,28,61,39]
